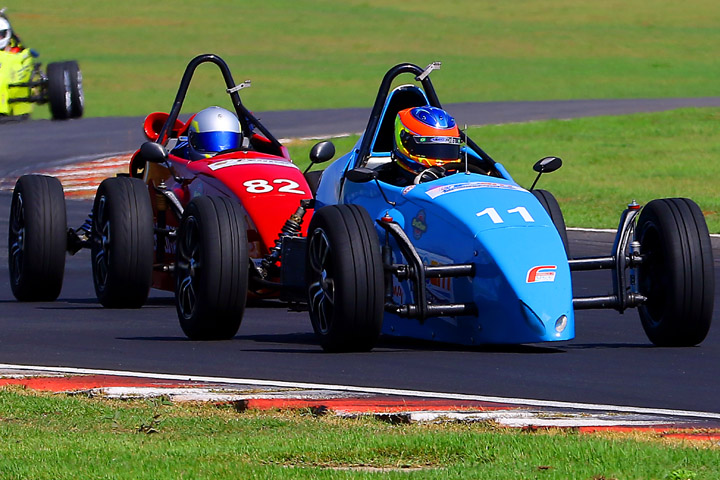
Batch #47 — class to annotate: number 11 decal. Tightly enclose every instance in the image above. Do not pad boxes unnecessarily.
[507,206,534,222]
[476,206,535,224]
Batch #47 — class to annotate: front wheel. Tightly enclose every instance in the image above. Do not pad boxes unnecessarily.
[91,176,154,308]
[8,175,67,301]
[175,196,249,340]
[636,198,714,346]
[306,204,384,352]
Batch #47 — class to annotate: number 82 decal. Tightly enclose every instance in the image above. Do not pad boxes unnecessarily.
[243,179,306,195]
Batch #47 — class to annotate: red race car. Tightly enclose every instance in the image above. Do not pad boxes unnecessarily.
[8,54,334,339]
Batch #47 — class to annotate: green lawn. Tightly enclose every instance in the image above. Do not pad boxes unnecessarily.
[7,1,720,117]
[0,389,717,479]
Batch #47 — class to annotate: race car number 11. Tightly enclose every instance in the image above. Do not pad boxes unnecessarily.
[243,179,306,195]
[476,206,534,224]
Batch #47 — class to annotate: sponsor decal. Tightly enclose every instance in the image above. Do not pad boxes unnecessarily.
[411,209,427,239]
[208,158,299,171]
[402,185,416,195]
[242,179,306,195]
[526,265,557,283]
[164,235,175,255]
[391,282,404,304]
[425,181,527,199]
[427,259,452,299]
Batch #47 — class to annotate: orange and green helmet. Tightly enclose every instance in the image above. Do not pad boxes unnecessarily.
[393,106,461,174]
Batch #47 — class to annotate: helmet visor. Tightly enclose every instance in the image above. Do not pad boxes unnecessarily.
[0,30,8,39]
[401,133,461,160]
[191,130,240,153]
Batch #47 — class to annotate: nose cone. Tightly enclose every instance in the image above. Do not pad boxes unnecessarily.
[471,224,575,343]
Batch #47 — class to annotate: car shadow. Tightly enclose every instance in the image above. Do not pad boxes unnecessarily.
[562,342,656,350]
[374,336,565,354]
[115,331,565,354]
[0,296,177,309]
[235,333,566,354]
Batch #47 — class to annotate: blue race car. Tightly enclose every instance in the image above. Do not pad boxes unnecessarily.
[304,62,714,352]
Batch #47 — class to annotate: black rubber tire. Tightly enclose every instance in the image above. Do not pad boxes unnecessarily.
[531,189,569,256]
[175,196,249,340]
[91,176,154,308]
[636,198,714,346]
[46,62,72,120]
[62,61,84,119]
[8,175,67,301]
[306,204,384,352]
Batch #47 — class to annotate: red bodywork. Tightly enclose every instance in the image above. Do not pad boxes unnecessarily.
[130,112,313,294]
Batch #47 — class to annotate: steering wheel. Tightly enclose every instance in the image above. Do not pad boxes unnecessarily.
[414,166,448,184]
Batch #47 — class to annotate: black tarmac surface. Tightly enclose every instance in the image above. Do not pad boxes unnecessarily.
[1,99,719,416]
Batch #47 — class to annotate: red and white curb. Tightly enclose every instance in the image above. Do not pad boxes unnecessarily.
[0,154,131,199]
[1,364,719,443]
[1,156,719,442]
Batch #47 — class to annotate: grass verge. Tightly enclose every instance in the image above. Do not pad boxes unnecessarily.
[0,387,718,479]
[6,1,720,118]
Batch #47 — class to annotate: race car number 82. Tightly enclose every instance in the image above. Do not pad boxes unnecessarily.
[243,179,305,195]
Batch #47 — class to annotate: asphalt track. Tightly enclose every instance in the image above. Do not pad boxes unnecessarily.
[0,98,719,421]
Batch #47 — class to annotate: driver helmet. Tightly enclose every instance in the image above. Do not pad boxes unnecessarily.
[0,17,11,50]
[188,106,242,154]
[393,106,462,174]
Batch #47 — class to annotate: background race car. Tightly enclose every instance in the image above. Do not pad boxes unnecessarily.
[0,8,83,120]
[305,62,715,352]
[8,54,330,340]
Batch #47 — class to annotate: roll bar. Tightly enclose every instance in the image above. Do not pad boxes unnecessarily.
[355,62,496,167]
[155,54,282,150]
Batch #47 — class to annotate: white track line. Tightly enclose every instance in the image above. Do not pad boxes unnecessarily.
[1,363,719,421]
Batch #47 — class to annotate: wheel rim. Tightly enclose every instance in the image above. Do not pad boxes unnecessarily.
[92,196,111,292]
[8,192,25,285]
[176,216,200,320]
[63,70,72,115]
[307,229,335,334]
[76,70,84,110]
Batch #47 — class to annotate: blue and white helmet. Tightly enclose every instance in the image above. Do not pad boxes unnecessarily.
[0,17,11,50]
[188,106,242,154]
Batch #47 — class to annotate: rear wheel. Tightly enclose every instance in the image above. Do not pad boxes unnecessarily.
[8,175,67,301]
[306,204,384,352]
[47,62,72,120]
[532,189,569,256]
[91,176,154,308]
[636,198,714,346]
[175,196,249,340]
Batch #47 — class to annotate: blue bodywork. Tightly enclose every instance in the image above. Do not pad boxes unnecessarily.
[314,68,574,345]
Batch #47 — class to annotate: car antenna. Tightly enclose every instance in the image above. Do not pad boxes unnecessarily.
[415,61,442,81]
[463,124,469,175]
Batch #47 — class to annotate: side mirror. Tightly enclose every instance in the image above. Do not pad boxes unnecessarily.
[529,156,562,191]
[533,156,562,174]
[140,141,168,164]
[309,141,335,165]
[345,167,378,183]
